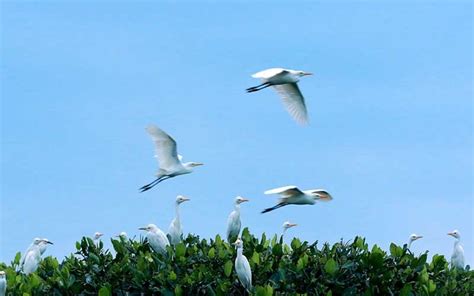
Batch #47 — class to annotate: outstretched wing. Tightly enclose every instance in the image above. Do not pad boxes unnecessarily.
[146,125,181,170]
[264,185,303,198]
[272,83,308,125]
[251,68,287,79]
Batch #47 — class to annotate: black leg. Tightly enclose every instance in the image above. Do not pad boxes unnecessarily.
[139,176,170,192]
[246,82,271,93]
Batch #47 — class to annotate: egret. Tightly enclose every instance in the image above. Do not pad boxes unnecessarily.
[93,232,104,241]
[0,271,6,296]
[139,224,170,255]
[115,232,128,239]
[282,221,298,237]
[21,238,53,275]
[233,238,252,292]
[140,125,203,192]
[247,68,312,124]
[448,230,464,269]
[168,195,190,245]
[262,185,332,213]
[407,234,423,249]
[226,196,249,243]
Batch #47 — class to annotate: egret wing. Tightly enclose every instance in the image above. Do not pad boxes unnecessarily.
[252,68,287,79]
[264,185,303,197]
[273,83,308,124]
[226,211,241,242]
[146,125,181,169]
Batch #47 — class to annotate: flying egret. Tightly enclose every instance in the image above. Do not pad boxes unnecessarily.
[139,224,170,255]
[407,234,423,249]
[448,230,464,269]
[168,195,190,245]
[262,185,332,213]
[282,221,298,237]
[0,271,6,296]
[226,196,249,243]
[233,238,252,292]
[247,68,313,124]
[21,238,53,274]
[140,125,204,192]
[93,232,104,241]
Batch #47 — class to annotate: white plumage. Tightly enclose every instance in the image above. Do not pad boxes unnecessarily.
[247,68,313,124]
[0,271,6,296]
[407,233,423,249]
[93,232,103,241]
[262,185,332,213]
[282,221,297,237]
[168,195,190,245]
[139,224,170,255]
[21,238,53,275]
[448,230,464,269]
[140,125,203,192]
[233,238,252,292]
[226,196,249,243]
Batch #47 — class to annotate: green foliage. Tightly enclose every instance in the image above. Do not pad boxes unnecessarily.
[1,231,472,295]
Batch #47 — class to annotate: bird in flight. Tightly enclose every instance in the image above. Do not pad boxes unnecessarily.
[140,125,203,192]
[247,68,313,125]
[262,185,332,213]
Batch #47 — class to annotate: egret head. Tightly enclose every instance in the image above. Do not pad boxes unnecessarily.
[32,237,42,245]
[94,232,104,240]
[282,221,298,230]
[41,238,53,245]
[139,224,158,232]
[448,230,461,239]
[0,271,5,279]
[233,238,243,248]
[235,196,249,204]
[115,232,128,238]
[176,195,190,204]
[409,234,423,242]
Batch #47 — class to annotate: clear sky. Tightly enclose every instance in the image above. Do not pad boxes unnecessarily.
[1,1,472,266]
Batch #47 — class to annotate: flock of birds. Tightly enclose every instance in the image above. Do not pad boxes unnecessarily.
[0,68,467,294]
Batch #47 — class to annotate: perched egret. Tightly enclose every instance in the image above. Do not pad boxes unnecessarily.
[247,68,312,124]
[226,196,249,243]
[115,232,128,239]
[233,238,252,292]
[93,232,103,240]
[139,224,170,255]
[21,238,53,275]
[262,185,332,213]
[448,230,464,269]
[282,221,298,237]
[0,271,6,296]
[140,125,203,192]
[407,234,423,249]
[168,195,190,245]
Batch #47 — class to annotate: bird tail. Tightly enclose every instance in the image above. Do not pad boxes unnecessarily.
[261,203,287,214]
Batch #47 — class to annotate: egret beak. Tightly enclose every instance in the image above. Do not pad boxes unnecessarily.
[182,197,190,202]
[240,198,250,203]
[303,72,313,76]
[417,235,423,239]
[139,227,147,231]
[45,240,54,245]
[447,232,454,237]
[194,162,204,167]
[289,223,298,228]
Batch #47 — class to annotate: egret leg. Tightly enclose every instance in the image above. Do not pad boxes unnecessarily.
[246,82,271,93]
[261,202,288,214]
[139,176,171,192]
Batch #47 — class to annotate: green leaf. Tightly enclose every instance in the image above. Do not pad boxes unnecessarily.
[175,243,186,258]
[169,271,177,281]
[98,286,112,296]
[251,251,260,265]
[325,258,338,276]
[390,243,402,257]
[400,284,412,296]
[224,260,233,277]
[208,247,216,259]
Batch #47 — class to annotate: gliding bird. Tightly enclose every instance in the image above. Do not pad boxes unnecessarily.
[139,224,170,255]
[168,195,190,245]
[247,68,313,124]
[448,230,464,269]
[407,234,423,249]
[140,125,203,192]
[21,238,53,275]
[233,238,252,292]
[262,185,332,213]
[226,196,249,243]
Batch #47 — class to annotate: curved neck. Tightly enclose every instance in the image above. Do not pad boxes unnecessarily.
[408,240,412,249]
[454,237,461,246]
[237,247,243,256]
[175,203,181,222]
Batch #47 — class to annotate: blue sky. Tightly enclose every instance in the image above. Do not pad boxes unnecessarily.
[1,1,472,266]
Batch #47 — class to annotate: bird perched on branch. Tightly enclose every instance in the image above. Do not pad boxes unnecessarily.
[407,233,423,249]
[168,195,190,245]
[140,125,203,192]
[226,196,249,243]
[448,230,464,269]
[233,238,252,292]
[247,68,313,125]
[139,224,170,255]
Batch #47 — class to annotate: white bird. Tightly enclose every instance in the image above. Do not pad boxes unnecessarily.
[247,68,313,124]
[21,238,53,275]
[38,238,53,255]
[226,196,249,243]
[168,195,190,245]
[233,238,252,292]
[115,232,128,239]
[282,221,298,237]
[448,230,464,269]
[140,125,204,192]
[0,271,6,296]
[262,185,332,213]
[139,224,170,255]
[407,234,423,249]
[93,232,104,241]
